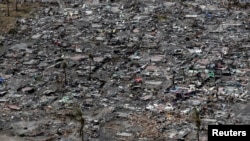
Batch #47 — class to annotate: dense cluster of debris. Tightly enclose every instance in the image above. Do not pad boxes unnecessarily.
[0,0,250,141]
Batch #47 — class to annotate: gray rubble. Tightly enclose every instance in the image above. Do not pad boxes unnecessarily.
[0,0,250,141]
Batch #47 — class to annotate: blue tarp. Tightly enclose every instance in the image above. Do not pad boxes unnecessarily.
[0,77,4,84]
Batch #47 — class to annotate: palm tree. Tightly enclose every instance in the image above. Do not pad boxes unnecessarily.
[66,105,85,141]
[193,107,201,141]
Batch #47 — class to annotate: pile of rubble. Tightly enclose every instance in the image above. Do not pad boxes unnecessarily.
[0,0,250,140]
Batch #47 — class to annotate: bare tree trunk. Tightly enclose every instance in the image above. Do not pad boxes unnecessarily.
[15,0,18,11]
[89,61,91,80]
[64,68,67,85]
[6,0,10,16]
[197,130,200,141]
